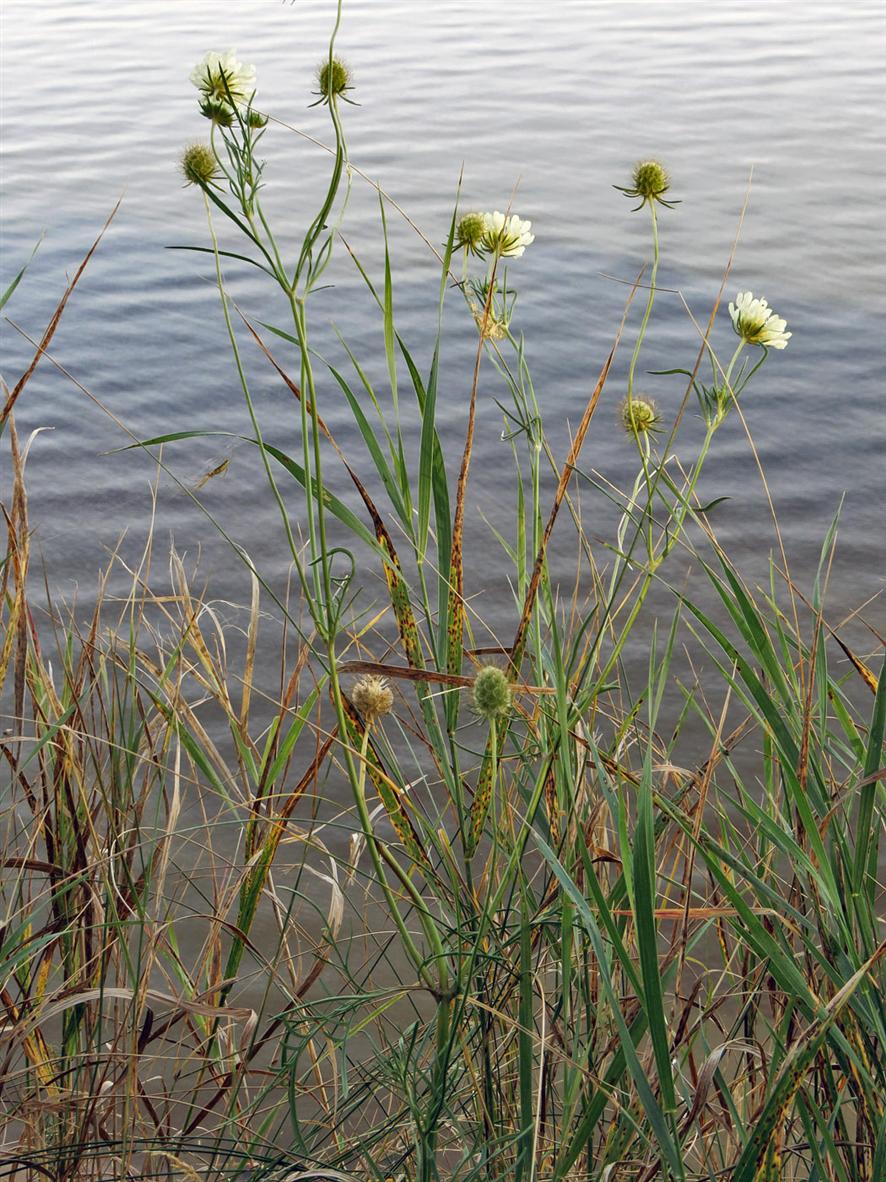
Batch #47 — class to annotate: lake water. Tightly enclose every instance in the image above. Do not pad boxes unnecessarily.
[2,0,885,657]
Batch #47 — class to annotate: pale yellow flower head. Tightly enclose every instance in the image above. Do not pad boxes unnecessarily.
[481,211,534,259]
[190,49,256,105]
[729,291,792,350]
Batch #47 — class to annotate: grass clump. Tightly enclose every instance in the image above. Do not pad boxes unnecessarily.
[1,9,884,1182]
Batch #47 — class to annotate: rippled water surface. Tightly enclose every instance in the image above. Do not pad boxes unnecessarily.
[2,0,885,636]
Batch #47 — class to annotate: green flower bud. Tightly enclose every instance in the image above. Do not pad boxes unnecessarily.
[199,97,236,127]
[620,395,661,437]
[352,675,393,724]
[456,211,488,255]
[180,142,218,187]
[317,56,352,102]
[632,160,669,201]
[615,159,678,210]
[246,108,268,129]
[472,666,511,721]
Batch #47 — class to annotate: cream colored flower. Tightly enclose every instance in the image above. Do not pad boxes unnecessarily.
[482,211,534,259]
[729,291,792,350]
[190,50,256,104]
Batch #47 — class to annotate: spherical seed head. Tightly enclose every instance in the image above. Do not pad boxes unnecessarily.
[621,395,661,437]
[352,675,393,723]
[472,666,511,720]
[456,211,488,255]
[632,160,669,201]
[199,97,235,127]
[317,56,352,99]
[180,142,217,187]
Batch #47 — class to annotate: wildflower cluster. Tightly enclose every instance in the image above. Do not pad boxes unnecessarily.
[165,42,823,1176]
[456,211,533,341]
[456,210,534,259]
[179,48,271,216]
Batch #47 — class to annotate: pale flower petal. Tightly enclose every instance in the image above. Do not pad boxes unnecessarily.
[481,210,535,259]
[190,49,256,105]
[729,289,791,350]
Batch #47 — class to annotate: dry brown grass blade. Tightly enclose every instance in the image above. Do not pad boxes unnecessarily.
[446,284,496,685]
[247,732,335,868]
[1,199,121,427]
[832,633,879,695]
[771,565,881,697]
[1,420,29,723]
[338,658,556,695]
[339,690,431,873]
[509,267,643,674]
[0,986,58,1096]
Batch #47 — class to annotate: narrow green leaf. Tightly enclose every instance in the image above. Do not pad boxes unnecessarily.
[0,234,43,311]
[633,764,676,1111]
[852,648,886,895]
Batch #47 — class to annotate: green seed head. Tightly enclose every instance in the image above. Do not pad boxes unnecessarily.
[199,97,236,127]
[352,675,393,723]
[317,56,352,100]
[631,160,669,201]
[180,142,218,187]
[621,395,661,437]
[472,666,511,721]
[456,211,488,255]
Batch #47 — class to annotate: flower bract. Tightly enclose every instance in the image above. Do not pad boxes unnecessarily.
[199,97,236,128]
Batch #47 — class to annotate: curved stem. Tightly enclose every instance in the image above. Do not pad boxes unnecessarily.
[626,202,660,401]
